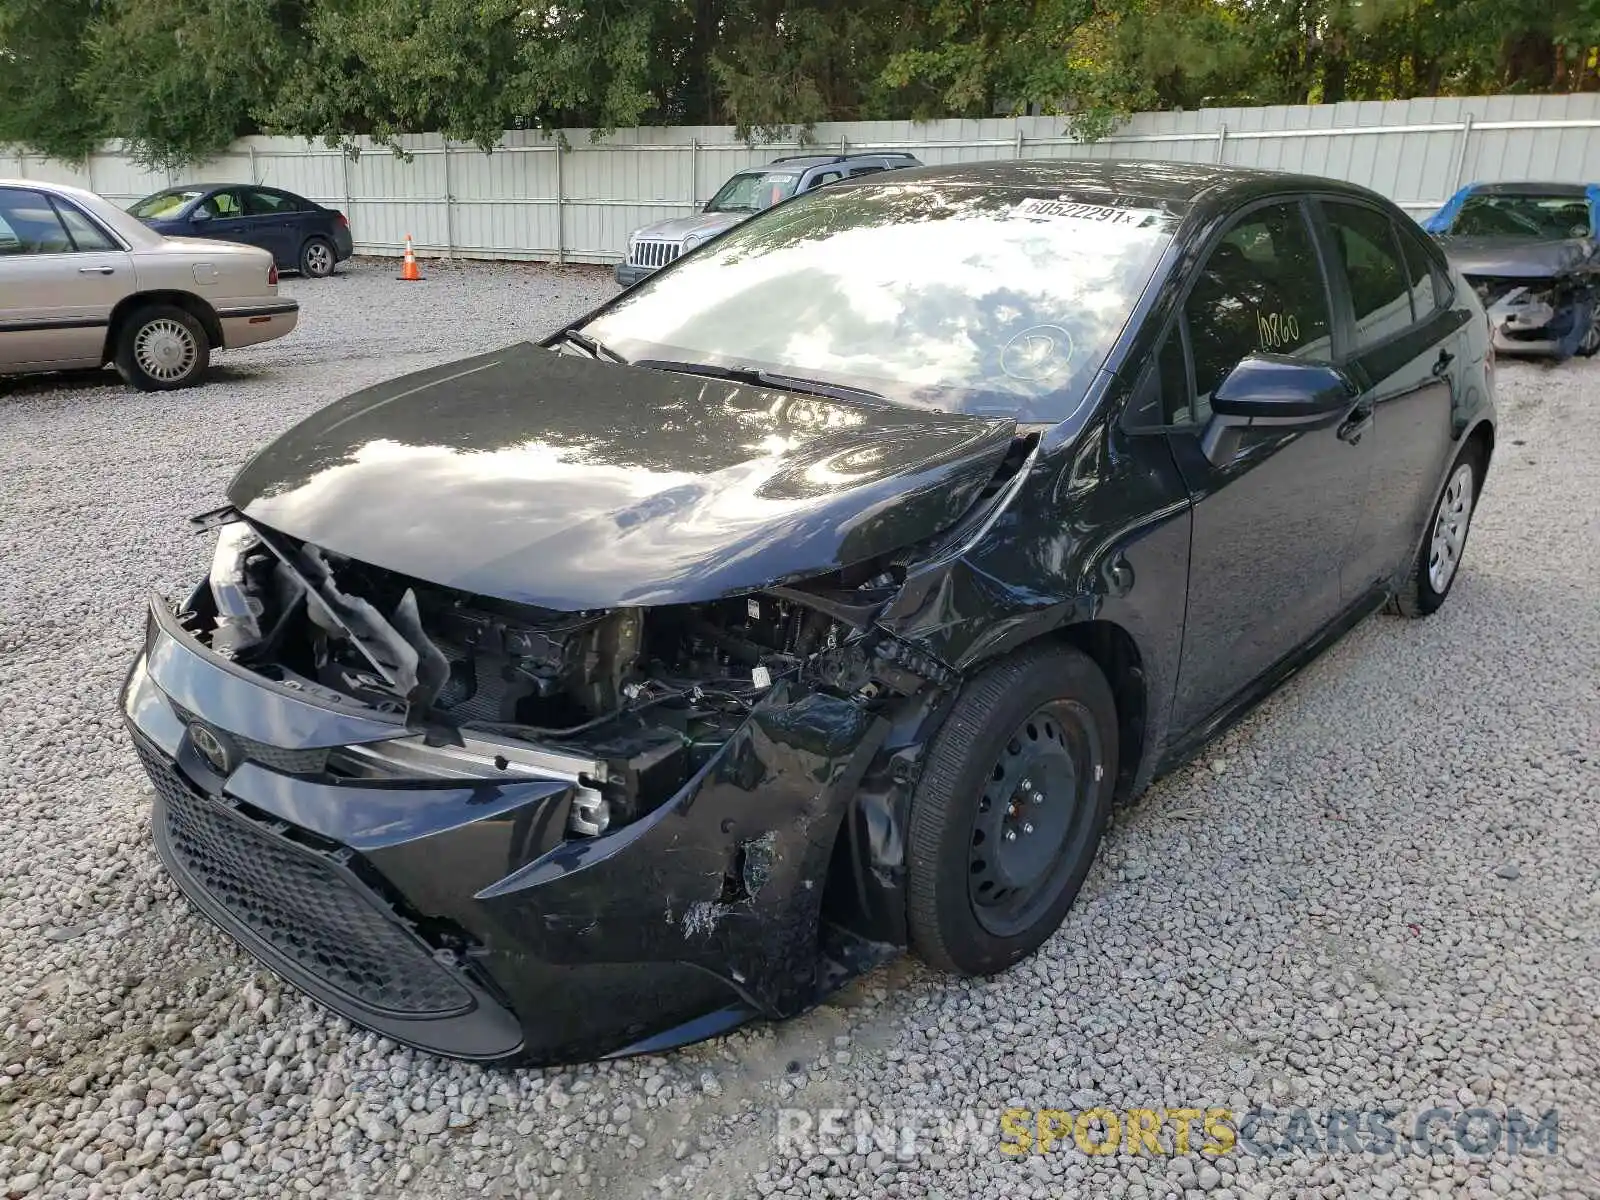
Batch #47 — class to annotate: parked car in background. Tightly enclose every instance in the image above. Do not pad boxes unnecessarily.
[614,151,921,285]
[129,184,354,279]
[124,161,1494,1066]
[0,180,298,390]
[1423,181,1600,359]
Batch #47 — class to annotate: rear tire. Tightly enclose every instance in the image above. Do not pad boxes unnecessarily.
[906,644,1117,976]
[1389,448,1479,617]
[300,237,336,278]
[113,304,209,391]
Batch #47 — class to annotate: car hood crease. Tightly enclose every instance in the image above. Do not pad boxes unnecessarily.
[227,344,1019,610]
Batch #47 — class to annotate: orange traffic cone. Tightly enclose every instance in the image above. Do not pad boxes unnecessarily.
[398,233,423,281]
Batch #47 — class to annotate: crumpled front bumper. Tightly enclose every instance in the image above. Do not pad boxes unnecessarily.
[1482,287,1595,359]
[122,593,886,1065]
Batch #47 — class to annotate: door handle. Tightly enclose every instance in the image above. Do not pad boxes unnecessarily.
[1337,401,1374,445]
[1431,348,1455,377]
[79,266,115,275]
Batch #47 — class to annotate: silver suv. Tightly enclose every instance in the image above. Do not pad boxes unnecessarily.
[614,152,921,286]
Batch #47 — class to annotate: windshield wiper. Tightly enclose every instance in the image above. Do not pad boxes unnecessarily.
[556,328,626,363]
[633,359,890,406]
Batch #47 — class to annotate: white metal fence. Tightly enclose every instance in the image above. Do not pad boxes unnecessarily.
[7,93,1600,266]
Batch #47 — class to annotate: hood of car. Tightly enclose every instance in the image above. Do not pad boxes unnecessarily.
[1438,235,1595,280]
[632,212,749,244]
[226,343,1018,610]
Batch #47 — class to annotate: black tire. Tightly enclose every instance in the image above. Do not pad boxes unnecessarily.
[1577,307,1600,358]
[1389,446,1480,618]
[300,236,336,278]
[113,304,210,391]
[906,644,1117,976]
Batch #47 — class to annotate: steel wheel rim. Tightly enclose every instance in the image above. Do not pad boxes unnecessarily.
[967,701,1101,938]
[306,243,333,275]
[1427,462,1474,594]
[134,319,198,382]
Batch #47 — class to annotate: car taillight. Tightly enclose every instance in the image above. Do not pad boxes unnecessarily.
[337,212,349,228]
[268,264,279,286]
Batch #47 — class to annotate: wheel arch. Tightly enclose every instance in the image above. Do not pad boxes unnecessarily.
[104,291,224,360]
[1463,416,1495,480]
[1045,620,1148,805]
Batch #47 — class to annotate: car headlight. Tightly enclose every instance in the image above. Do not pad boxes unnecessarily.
[681,230,713,250]
[209,521,265,657]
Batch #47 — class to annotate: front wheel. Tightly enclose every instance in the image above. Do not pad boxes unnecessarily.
[1390,451,1479,617]
[906,645,1117,976]
[113,304,210,391]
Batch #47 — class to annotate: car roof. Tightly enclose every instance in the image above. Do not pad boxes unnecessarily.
[1465,181,1592,198]
[833,158,1397,218]
[149,183,306,196]
[761,152,918,169]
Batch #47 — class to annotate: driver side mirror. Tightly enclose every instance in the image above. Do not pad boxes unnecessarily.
[1201,354,1359,466]
[189,208,212,223]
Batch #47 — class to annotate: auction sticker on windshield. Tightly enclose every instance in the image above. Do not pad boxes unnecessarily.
[1013,198,1165,227]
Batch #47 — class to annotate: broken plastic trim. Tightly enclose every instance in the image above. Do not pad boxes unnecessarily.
[241,522,465,745]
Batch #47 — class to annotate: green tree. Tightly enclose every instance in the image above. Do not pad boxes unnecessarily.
[0,0,104,163]
[78,0,301,169]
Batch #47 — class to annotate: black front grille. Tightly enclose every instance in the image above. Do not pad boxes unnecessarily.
[167,703,330,776]
[135,742,473,1018]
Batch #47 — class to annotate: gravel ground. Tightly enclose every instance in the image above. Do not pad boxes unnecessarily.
[1,258,1596,1200]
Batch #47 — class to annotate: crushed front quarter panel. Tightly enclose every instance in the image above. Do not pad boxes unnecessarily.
[124,590,913,1065]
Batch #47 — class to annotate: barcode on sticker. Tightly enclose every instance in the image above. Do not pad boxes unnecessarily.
[747,598,761,619]
[752,666,773,689]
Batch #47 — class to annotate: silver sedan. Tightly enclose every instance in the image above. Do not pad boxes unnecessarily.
[0,179,299,389]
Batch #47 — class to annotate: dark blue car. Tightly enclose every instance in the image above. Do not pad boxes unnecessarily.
[129,184,355,278]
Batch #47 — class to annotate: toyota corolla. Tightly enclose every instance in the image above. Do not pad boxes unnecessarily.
[122,161,1495,1065]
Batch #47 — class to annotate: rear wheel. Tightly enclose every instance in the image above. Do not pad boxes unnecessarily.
[114,304,209,391]
[1389,450,1478,617]
[906,645,1117,976]
[300,237,336,278]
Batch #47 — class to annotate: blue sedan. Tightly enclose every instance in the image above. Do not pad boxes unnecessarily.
[129,184,355,278]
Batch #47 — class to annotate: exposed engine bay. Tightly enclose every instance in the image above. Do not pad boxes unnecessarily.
[186,514,915,834]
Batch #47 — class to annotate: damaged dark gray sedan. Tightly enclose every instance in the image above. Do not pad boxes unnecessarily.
[123,161,1496,1065]
[1424,181,1600,358]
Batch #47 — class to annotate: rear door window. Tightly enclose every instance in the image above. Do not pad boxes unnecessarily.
[1394,222,1443,317]
[245,190,301,215]
[50,199,119,251]
[1323,202,1415,347]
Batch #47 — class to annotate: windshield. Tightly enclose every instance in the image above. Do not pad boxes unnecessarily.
[1449,193,1593,240]
[705,171,801,214]
[129,189,205,219]
[581,182,1176,420]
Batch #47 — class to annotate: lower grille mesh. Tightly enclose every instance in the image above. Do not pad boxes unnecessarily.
[135,742,472,1018]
